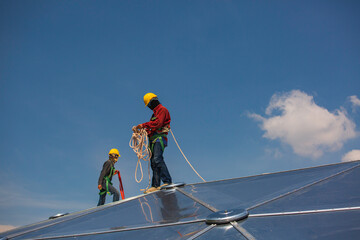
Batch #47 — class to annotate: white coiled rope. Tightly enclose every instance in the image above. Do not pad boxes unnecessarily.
[129,128,152,191]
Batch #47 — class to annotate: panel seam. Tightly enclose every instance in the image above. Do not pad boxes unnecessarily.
[230,221,257,240]
[27,219,206,240]
[186,224,215,240]
[176,188,219,212]
[4,202,128,239]
[247,163,360,211]
[188,161,360,186]
[249,206,360,217]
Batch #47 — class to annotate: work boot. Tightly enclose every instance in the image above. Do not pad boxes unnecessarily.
[157,183,170,190]
[143,187,158,194]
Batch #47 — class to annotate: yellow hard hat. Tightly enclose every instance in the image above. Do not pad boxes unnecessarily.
[109,148,120,157]
[143,93,157,106]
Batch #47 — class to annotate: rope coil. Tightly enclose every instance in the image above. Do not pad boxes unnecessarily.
[129,128,152,191]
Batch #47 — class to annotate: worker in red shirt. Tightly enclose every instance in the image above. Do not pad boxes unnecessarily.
[134,93,172,193]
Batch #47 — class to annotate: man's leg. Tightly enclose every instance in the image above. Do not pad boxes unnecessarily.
[151,142,162,187]
[160,161,172,185]
[97,193,106,206]
[107,184,120,202]
[152,142,172,185]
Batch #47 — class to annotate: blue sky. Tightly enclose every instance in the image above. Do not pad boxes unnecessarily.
[1,0,360,229]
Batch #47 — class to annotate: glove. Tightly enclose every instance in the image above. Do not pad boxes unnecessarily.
[98,185,102,190]
[132,124,143,132]
[114,170,119,175]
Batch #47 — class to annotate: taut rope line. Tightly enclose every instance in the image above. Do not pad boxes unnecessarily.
[169,129,206,182]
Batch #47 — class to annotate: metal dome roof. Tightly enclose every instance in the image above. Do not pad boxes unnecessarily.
[1,160,360,239]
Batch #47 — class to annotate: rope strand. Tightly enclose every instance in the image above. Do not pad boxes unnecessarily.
[170,129,206,182]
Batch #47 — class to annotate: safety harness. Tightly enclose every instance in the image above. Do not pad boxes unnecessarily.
[99,166,115,196]
[149,116,170,152]
[149,133,167,152]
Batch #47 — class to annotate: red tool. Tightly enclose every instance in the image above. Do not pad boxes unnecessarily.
[114,170,125,200]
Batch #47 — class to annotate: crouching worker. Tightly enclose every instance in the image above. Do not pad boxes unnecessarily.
[97,148,120,206]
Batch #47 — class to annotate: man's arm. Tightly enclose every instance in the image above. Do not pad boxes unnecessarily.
[98,161,111,186]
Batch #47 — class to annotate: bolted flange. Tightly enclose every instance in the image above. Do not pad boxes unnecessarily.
[206,208,249,224]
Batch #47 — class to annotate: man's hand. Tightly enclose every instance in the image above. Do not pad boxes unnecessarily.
[132,124,143,132]
[114,170,119,175]
[98,185,102,190]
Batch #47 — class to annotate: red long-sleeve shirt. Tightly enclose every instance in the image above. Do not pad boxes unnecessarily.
[142,104,171,138]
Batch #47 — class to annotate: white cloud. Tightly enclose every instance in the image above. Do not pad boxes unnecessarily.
[342,150,360,162]
[349,95,360,111]
[0,225,16,233]
[250,90,357,158]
